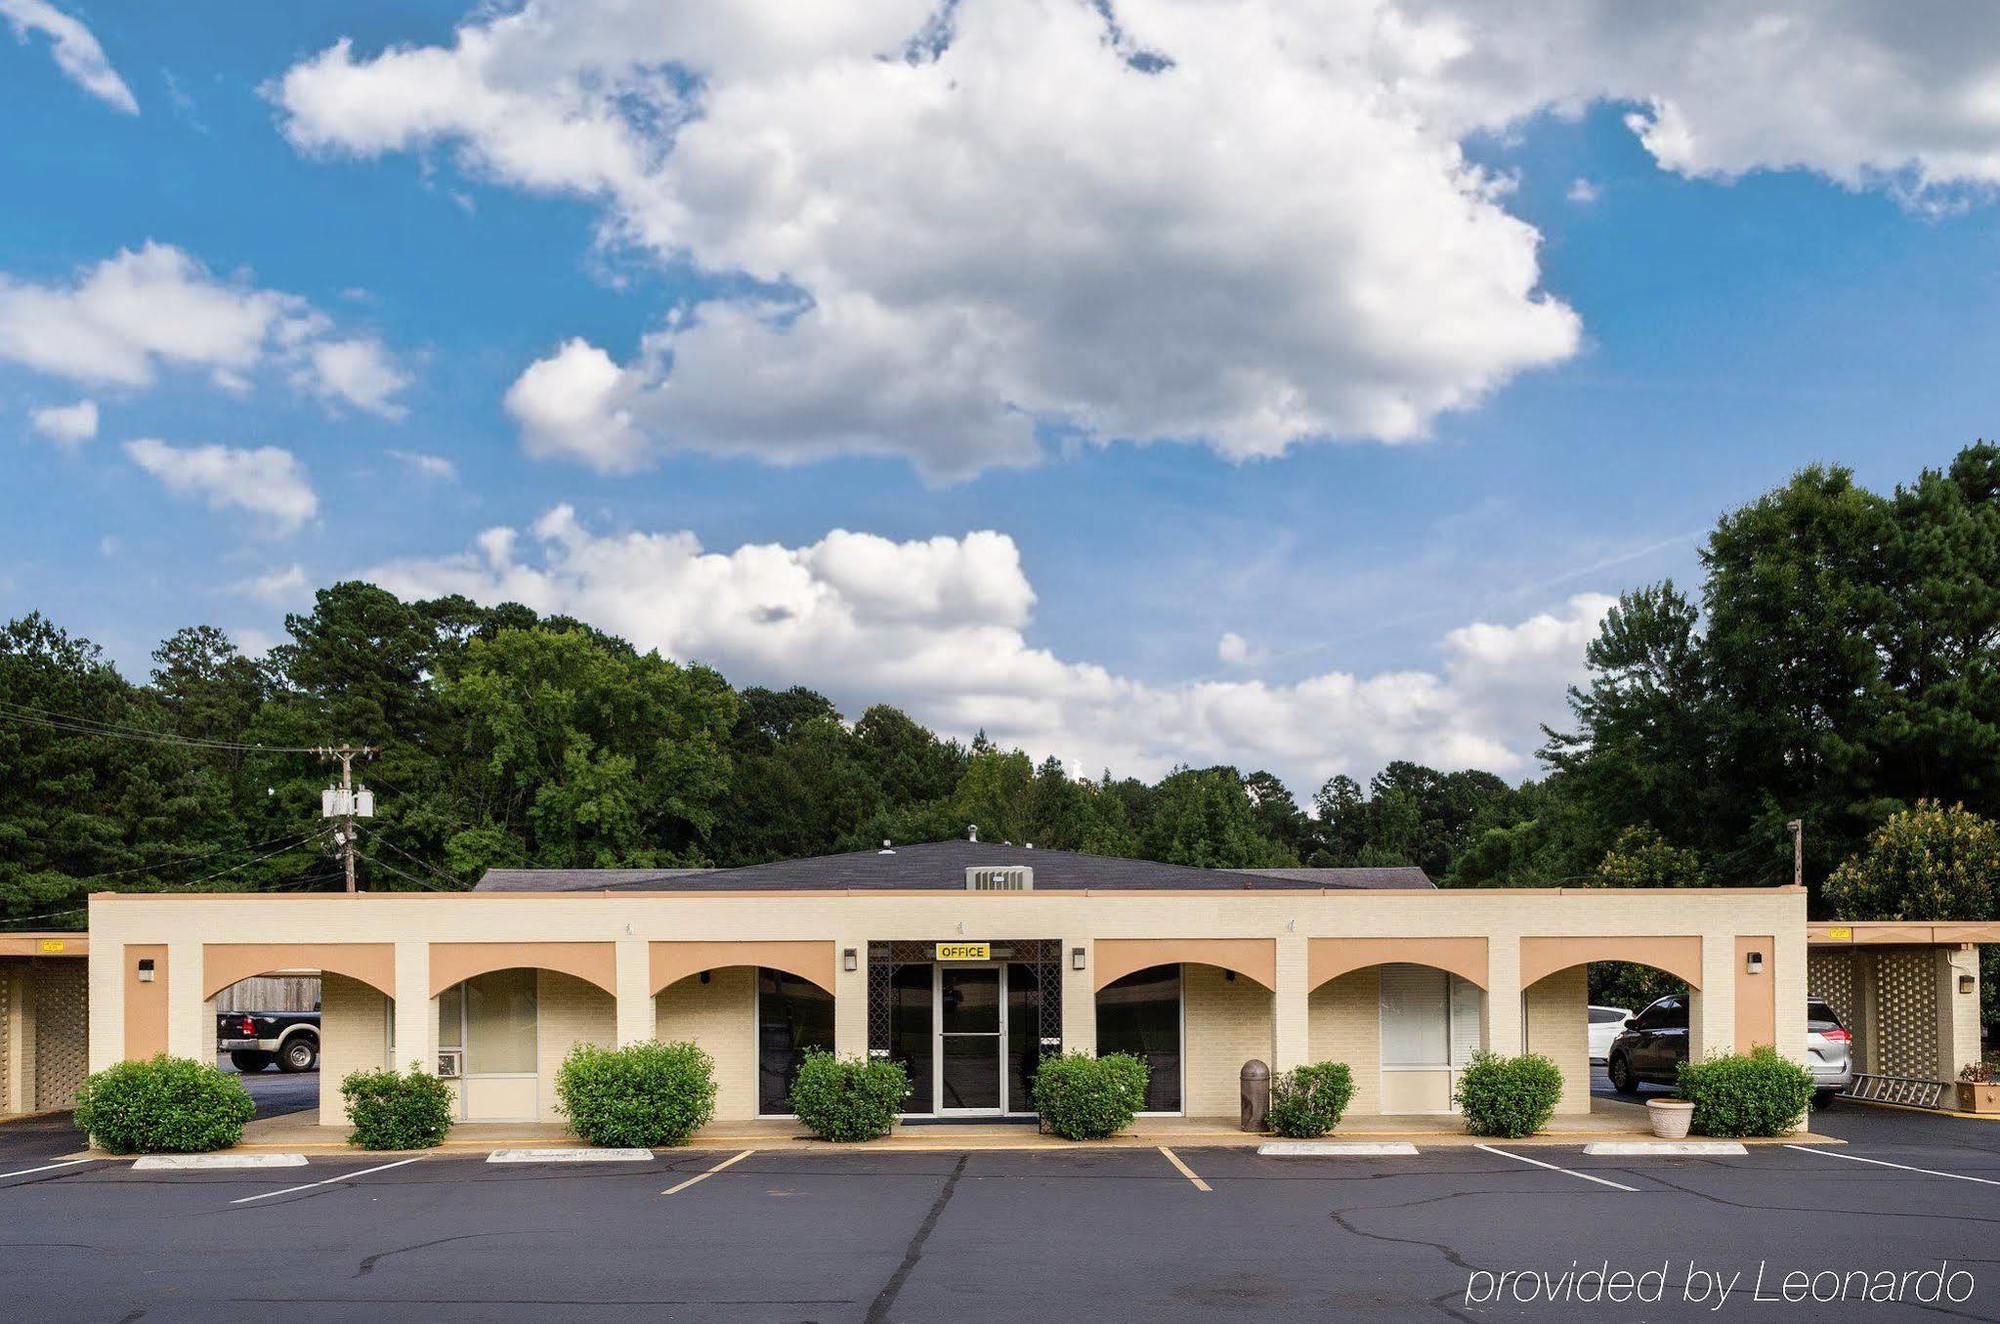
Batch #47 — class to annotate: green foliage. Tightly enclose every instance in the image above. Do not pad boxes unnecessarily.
[1453,1051,1563,1138]
[1676,1047,1816,1137]
[555,1041,717,1148]
[1823,801,2000,921]
[787,1051,909,1142]
[341,1063,455,1150]
[1592,825,1707,888]
[1587,963,1687,1013]
[1031,1052,1149,1140]
[1266,1061,1356,1139]
[1144,767,1297,868]
[73,1055,256,1154]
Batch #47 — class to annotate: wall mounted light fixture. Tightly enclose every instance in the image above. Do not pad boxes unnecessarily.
[1961,974,1977,995]
[843,948,858,973]
[1745,951,1764,975]
[136,957,155,983]
[1072,946,1086,971]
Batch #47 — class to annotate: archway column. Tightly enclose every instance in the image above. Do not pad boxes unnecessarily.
[1273,934,1309,1071]
[615,938,650,1046]
[1486,940,1523,1059]
[393,941,431,1075]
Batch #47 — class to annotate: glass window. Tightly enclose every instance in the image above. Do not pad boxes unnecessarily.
[1807,998,1843,1031]
[1096,964,1181,1112]
[891,963,934,1114]
[1007,963,1042,1113]
[759,969,834,1114]
[1589,1007,1626,1025]
[436,983,464,1048]
[463,968,536,1074]
[1380,964,1450,1067]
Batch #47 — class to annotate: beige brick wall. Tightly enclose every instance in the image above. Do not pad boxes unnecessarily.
[1182,963,1273,1117]
[536,970,616,1124]
[317,973,390,1124]
[656,967,757,1121]
[1523,966,1591,1116]
[1308,968,1381,1114]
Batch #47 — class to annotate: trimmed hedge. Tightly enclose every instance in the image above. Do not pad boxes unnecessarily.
[1454,1051,1563,1138]
[789,1051,909,1142]
[1032,1052,1149,1141]
[1267,1061,1356,1139]
[1676,1047,1816,1137]
[342,1063,456,1150]
[74,1055,256,1154]
[556,1040,717,1148]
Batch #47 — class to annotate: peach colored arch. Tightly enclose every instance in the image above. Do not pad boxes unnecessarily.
[1093,938,1275,992]
[1519,935,1703,989]
[650,940,836,996]
[203,943,395,1000]
[430,942,616,997]
[1308,937,1488,991]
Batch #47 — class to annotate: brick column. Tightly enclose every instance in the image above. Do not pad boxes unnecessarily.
[1694,936,1735,1060]
[1484,937,1523,1057]
[1061,939,1095,1057]
[1272,934,1309,1071]
[614,938,651,1046]
[166,940,204,1061]
[393,942,433,1075]
[833,935,868,1059]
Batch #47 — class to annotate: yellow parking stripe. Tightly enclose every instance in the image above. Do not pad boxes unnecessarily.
[661,1149,755,1197]
[1159,1145,1211,1191]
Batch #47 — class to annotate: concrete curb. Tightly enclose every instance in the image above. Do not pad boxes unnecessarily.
[1259,1141,1420,1157]
[132,1153,309,1169]
[1583,1141,1748,1156]
[487,1148,653,1163]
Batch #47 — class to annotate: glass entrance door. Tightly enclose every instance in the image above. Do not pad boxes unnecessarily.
[937,966,1002,1113]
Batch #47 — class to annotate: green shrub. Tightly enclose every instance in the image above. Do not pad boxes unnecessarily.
[1453,1051,1563,1138]
[1267,1061,1356,1139]
[1031,1052,1149,1140]
[788,1051,909,1142]
[341,1063,456,1150]
[73,1055,256,1154]
[1676,1047,1816,1137]
[556,1040,716,1148]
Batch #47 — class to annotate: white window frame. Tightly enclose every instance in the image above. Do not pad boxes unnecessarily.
[1378,964,1484,1113]
[439,969,540,1122]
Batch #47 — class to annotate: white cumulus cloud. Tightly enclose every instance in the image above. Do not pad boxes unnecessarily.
[386,448,456,480]
[28,398,97,445]
[277,1,2000,480]
[228,563,309,606]
[367,507,1611,790]
[0,0,137,113]
[0,242,412,416]
[124,439,319,536]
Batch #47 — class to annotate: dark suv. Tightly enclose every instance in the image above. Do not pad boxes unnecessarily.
[1606,994,1851,1107]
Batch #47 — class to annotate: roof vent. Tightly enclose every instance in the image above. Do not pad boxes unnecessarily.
[968,823,978,842]
[878,839,895,854]
[967,866,1032,892]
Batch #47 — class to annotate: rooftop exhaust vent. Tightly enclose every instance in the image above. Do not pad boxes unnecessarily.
[967,866,1032,892]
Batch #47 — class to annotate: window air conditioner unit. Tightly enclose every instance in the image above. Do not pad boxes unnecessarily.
[966,866,1032,891]
[436,1048,464,1079]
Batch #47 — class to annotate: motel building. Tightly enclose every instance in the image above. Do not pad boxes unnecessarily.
[68,837,1885,1131]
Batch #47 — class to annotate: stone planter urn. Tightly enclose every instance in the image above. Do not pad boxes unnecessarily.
[1647,1099,1695,1139]
[1956,1081,2000,1114]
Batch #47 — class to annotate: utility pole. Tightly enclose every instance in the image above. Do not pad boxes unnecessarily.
[318,744,378,892]
[1786,818,1804,890]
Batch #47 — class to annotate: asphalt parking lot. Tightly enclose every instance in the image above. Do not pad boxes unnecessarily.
[2,1103,1998,1322]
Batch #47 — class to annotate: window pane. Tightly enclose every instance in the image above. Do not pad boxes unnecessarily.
[942,967,999,1033]
[1380,964,1448,1067]
[1007,963,1041,1112]
[759,969,834,1114]
[464,969,536,1074]
[436,984,464,1048]
[1095,964,1181,1112]
[891,963,933,1114]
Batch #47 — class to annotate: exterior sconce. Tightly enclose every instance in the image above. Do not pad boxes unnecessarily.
[843,948,858,973]
[136,958,155,982]
[698,970,710,985]
[1071,946,1086,971]
[1745,951,1764,975]
[1961,974,1977,995]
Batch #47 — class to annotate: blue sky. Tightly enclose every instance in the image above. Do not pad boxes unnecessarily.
[4,2,1998,793]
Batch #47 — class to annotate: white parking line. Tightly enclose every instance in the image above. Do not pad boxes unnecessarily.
[228,1156,426,1205]
[1474,1143,1639,1192]
[0,1158,94,1181]
[661,1149,754,1197]
[1159,1146,1211,1191]
[1783,1145,2000,1187]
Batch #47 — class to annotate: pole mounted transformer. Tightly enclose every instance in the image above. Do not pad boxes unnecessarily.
[318,743,379,892]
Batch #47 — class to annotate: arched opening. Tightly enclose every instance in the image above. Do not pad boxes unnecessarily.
[1307,962,1486,1116]
[1522,958,1696,1108]
[654,965,834,1121]
[1096,962,1274,1116]
[433,965,615,1123]
[207,967,390,1130]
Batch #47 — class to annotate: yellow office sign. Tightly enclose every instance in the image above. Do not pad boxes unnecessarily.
[936,942,990,961]
[37,939,65,953]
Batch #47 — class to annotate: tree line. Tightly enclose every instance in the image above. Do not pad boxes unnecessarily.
[7,444,2000,966]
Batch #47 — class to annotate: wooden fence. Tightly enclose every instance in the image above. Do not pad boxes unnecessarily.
[213,975,321,1013]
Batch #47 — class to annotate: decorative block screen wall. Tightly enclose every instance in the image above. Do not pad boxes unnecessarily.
[1874,950,1938,1079]
[1807,951,1855,1029]
[33,961,90,1111]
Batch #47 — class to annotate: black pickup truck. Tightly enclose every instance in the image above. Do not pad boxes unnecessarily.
[216,1009,320,1073]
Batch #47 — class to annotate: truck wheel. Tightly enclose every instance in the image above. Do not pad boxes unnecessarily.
[278,1036,319,1073]
[229,1050,272,1073]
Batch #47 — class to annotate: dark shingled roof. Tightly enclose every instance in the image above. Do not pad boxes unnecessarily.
[474,841,1435,893]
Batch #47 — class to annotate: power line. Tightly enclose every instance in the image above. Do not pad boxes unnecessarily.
[0,699,321,754]
[375,836,468,890]
[5,826,337,892]
[351,849,458,894]
[0,829,332,927]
